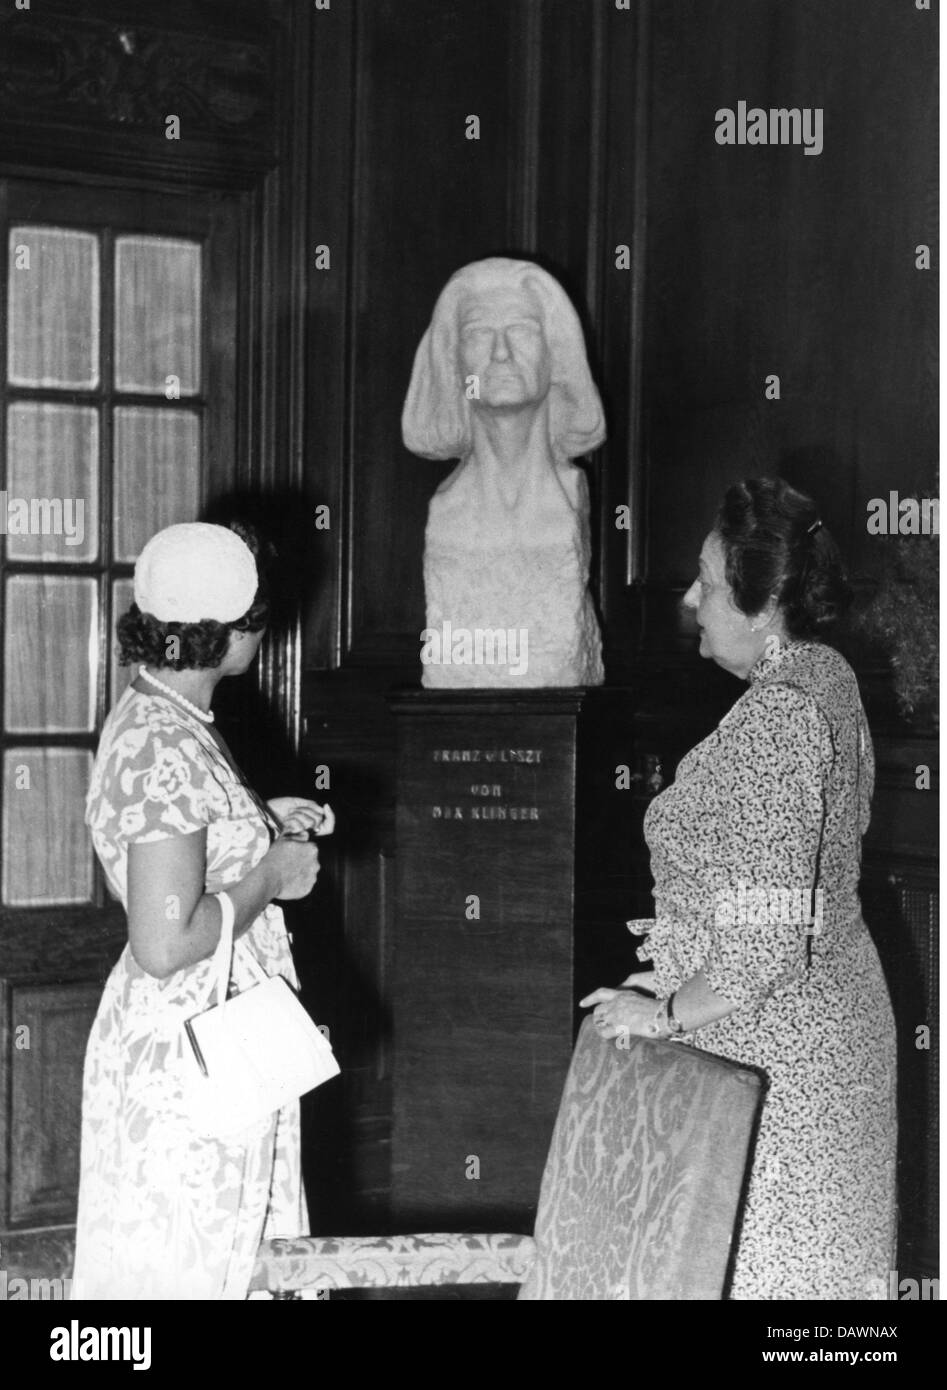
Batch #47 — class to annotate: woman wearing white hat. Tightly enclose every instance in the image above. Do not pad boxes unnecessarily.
[73,521,332,1299]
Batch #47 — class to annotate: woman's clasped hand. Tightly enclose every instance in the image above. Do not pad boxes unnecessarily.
[579,970,657,1039]
[265,798,335,900]
[267,797,336,840]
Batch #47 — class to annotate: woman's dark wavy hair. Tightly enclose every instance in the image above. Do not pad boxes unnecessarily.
[715,478,852,638]
[117,520,274,671]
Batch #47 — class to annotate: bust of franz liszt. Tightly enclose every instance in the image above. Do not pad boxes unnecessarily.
[402,258,607,688]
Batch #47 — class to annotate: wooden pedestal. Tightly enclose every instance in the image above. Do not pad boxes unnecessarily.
[387,687,647,1231]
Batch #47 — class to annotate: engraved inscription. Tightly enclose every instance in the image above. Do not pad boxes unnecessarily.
[432,748,543,764]
[428,747,544,823]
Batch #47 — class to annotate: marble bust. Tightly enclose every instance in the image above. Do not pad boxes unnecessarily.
[402,258,607,688]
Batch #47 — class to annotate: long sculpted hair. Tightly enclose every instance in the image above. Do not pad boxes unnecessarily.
[401,258,606,465]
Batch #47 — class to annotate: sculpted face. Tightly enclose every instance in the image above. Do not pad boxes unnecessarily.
[458,287,553,410]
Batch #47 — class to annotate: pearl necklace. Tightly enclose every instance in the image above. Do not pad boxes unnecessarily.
[139,667,215,723]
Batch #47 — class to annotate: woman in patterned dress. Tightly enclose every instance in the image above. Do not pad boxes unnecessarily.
[581,478,897,1300]
[73,522,331,1300]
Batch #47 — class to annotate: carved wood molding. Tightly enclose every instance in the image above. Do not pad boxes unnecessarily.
[0,8,275,153]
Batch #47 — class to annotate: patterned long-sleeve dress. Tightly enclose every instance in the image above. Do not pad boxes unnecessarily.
[72,686,307,1300]
[638,639,897,1300]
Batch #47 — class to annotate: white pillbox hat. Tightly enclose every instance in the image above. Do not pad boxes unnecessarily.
[133,523,258,623]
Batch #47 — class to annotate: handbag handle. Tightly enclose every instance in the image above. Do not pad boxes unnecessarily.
[208,889,270,1008]
[210,890,236,1009]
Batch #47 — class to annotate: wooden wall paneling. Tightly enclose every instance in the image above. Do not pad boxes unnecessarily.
[195,2,320,761]
[861,864,939,1281]
[302,841,396,1233]
[235,1,317,743]
[301,0,357,673]
[7,984,102,1227]
[641,0,936,618]
[595,0,650,679]
[833,5,937,583]
[507,0,542,254]
[572,688,652,1006]
[344,0,530,667]
[0,929,123,1230]
[265,3,317,743]
[0,979,10,1229]
[0,1225,77,1291]
[202,202,242,501]
[863,736,939,872]
[297,680,399,1230]
[529,0,609,676]
[531,1,599,293]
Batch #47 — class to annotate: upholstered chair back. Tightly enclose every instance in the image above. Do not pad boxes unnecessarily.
[517,1018,763,1300]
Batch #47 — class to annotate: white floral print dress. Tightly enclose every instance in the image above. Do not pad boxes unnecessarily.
[72,686,307,1300]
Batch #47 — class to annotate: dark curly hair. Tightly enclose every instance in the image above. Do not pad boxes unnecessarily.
[715,478,852,638]
[117,520,273,671]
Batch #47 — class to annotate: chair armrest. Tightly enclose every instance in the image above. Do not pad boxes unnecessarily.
[250,1232,535,1294]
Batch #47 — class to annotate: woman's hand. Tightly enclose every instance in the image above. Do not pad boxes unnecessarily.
[579,985,661,1040]
[263,834,321,900]
[621,966,656,991]
[267,797,335,838]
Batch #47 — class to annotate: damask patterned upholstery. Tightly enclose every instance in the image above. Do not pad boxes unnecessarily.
[248,1232,534,1294]
[517,1020,763,1300]
[252,1020,762,1299]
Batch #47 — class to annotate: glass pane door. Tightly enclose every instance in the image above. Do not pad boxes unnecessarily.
[2,210,207,910]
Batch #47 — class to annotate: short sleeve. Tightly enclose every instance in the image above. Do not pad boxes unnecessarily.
[703,682,829,1012]
[106,721,211,845]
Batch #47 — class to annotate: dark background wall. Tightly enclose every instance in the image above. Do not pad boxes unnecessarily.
[643,0,937,601]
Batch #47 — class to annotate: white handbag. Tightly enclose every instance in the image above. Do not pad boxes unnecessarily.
[181,891,340,1139]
